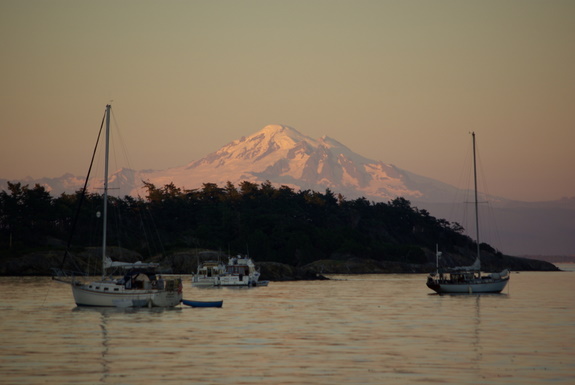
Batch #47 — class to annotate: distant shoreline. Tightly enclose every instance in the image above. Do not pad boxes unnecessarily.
[520,255,575,264]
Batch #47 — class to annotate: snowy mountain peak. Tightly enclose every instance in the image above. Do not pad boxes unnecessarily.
[233,125,309,149]
[205,125,306,167]
[154,124,443,202]
[6,124,453,203]
[259,124,304,139]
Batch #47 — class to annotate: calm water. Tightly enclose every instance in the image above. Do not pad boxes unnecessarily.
[1,268,574,385]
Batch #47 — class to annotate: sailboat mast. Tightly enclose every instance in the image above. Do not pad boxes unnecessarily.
[435,244,439,275]
[101,104,111,278]
[472,132,481,267]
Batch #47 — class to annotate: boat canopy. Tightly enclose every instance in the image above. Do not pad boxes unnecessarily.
[104,257,159,270]
[487,269,509,279]
[449,257,480,272]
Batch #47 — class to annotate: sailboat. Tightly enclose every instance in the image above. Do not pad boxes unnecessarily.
[426,132,510,294]
[54,105,182,307]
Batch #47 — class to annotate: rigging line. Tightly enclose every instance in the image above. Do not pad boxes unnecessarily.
[110,107,134,178]
[59,107,107,272]
[448,136,473,238]
[146,205,166,258]
[475,140,504,253]
[134,201,157,260]
[135,203,152,259]
[40,277,52,308]
[110,197,124,259]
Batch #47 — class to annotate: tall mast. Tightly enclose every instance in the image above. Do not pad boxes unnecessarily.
[472,132,481,269]
[101,104,111,278]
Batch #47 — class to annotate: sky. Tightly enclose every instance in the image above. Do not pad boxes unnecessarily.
[1,0,574,202]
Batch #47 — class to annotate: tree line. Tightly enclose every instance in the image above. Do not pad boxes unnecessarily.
[0,180,477,266]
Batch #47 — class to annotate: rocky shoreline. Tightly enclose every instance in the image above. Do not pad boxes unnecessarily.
[0,247,561,279]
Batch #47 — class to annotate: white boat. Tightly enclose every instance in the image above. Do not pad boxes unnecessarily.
[217,255,262,287]
[70,258,182,307]
[426,132,510,294]
[54,105,182,307]
[192,260,226,287]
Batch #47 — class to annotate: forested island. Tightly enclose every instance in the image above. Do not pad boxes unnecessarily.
[0,181,559,278]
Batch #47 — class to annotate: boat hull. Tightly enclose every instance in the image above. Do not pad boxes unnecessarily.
[217,275,252,286]
[426,277,509,294]
[182,299,223,308]
[191,277,218,287]
[72,281,182,307]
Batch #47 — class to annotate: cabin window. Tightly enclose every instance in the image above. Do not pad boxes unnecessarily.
[104,288,109,291]
[95,286,100,290]
[114,288,119,292]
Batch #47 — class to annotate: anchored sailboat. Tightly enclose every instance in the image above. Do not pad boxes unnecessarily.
[53,105,182,307]
[426,132,510,294]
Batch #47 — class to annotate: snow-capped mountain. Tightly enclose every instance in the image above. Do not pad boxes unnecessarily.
[0,124,460,201]
[123,124,459,202]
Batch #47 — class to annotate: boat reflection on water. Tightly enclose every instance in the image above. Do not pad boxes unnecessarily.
[71,305,180,315]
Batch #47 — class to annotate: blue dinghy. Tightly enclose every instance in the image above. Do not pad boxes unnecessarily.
[182,299,223,308]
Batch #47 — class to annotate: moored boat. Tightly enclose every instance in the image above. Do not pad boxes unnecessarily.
[426,246,510,294]
[69,259,182,307]
[192,260,226,287]
[53,105,183,307]
[217,255,261,287]
[182,299,223,308]
[426,132,510,294]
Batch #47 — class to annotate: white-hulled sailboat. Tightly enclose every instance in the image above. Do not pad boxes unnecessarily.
[426,132,510,294]
[54,105,182,307]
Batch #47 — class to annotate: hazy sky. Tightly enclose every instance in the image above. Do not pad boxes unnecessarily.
[1,0,574,202]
